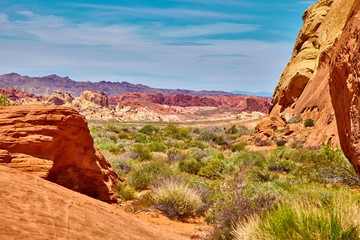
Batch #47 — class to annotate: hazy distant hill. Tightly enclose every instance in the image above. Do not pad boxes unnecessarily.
[231,90,273,97]
[0,73,234,97]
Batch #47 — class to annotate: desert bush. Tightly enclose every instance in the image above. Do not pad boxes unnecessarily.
[304,118,314,127]
[96,138,123,155]
[226,125,238,135]
[127,162,173,190]
[178,158,204,175]
[131,132,148,143]
[163,125,191,140]
[115,183,136,201]
[199,158,225,180]
[232,152,265,168]
[151,178,203,219]
[132,144,152,161]
[104,123,122,133]
[110,158,136,178]
[231,142,247,152]
[147,141,167,153]
[166,147,187,163]
[207,187,275,240]
[183,140,207,149]
[139,124,159,135]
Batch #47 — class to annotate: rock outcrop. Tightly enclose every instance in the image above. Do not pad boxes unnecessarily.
[328,1,360,173]
[256,0,355,147]
[45,90,74,106]
[111,92,271,113]
[0,165,193,240]
[79,90,109,108]
[0,105,117,201]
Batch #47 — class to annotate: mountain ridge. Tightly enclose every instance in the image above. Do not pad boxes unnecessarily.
[0,73,234,97]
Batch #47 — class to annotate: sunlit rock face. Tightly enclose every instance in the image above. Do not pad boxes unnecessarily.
[256,0,355,148]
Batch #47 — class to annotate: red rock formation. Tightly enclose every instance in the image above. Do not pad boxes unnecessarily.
[80,90,109,108]
[256,0,355,147]
[0,87,44,103]
[328,1,360,173]
[0,105,117,201]
[111,92,270,113]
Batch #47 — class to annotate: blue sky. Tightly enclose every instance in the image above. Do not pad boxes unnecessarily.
[0,0,316,92]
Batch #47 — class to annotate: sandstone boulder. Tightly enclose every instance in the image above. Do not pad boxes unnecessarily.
[0,104,117,201]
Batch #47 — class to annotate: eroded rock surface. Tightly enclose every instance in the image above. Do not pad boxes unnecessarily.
[0,105,117,201]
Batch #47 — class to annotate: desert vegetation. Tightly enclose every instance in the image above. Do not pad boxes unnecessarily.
[90,121,360,240]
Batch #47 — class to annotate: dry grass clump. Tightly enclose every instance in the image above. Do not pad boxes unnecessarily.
[150,178,203,219]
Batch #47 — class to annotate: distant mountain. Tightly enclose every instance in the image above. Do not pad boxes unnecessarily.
[231,90,273,97]
[0,73,234,97]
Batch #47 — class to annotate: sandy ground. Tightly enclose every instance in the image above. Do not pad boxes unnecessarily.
[0,165,205,240]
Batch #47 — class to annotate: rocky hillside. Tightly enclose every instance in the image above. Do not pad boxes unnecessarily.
[111,92,270,113]
[256,0,356,148]
[0,73,232,97]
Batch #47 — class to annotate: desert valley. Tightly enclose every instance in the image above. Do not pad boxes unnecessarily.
[1,0,360,239]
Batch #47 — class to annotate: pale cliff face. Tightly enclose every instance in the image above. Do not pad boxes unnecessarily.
[256,0,356,147]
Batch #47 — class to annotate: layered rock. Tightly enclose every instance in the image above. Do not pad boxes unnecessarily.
[0,105,117,201]
[256,0,355,147]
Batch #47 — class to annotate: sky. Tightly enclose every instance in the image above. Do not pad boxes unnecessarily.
[0,0,316,93]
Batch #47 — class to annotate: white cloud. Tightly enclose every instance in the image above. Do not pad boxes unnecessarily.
[159,23,260,38]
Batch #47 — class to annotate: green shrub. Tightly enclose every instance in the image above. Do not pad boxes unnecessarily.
[139,124,159,135]
[226,125,238,135]
[132,144,152,161]
[0,93,12,106]
[151,179,203,219]
[304,118,314,127]
[110,159,135,178]
[231,142,247,152]
[199,158,225,179]
[127,162,173,190]
[178,158,204,175]
[166,148,187,163]
[163,125,191,140]
[104,123,122,133]
[115,183,136,201]
[147,141,167,153]
[96,139,123,155]
[131,132,148,143]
